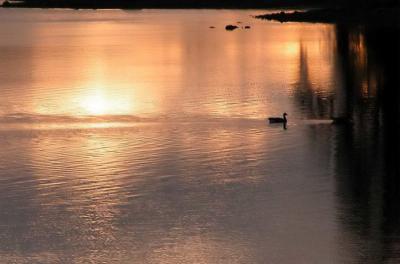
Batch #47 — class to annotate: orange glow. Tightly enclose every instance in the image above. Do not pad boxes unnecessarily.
[79,89,132,116]
[283,42,300,56]
[81,92,110,115]
[4,13,337,123]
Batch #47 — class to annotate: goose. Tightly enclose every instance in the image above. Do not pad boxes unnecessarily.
[268,113,288,123]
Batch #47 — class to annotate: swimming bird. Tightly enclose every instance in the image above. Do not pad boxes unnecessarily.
[268,113,288,123]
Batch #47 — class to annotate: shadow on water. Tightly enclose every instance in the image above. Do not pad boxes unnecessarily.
[294,22,400,261]
[292,41,334,119]
[334,24,400,262]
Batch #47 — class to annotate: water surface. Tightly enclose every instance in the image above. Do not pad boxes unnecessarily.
[0,9,399,264]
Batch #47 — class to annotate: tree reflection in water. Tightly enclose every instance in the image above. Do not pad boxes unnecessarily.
[294,23,400,262]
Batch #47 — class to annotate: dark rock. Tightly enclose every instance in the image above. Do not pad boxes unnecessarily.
[225,25,238,31]
[209,26,215,29]
[245,25,251,29]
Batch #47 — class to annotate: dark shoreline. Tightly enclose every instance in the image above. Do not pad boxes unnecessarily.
[255,7,400,26]
[0,0,311,10]
[2,1,399,27]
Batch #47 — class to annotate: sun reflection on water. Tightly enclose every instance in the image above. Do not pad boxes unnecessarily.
[79,89,133,116]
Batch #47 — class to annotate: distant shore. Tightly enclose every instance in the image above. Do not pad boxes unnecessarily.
[2,1,399,27]
[0,0,310,10]
[255,7,400,26]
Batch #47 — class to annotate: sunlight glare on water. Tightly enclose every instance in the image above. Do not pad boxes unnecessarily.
[0,9,337,124]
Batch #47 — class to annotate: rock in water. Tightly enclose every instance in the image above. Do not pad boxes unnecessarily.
[225,25,238,31]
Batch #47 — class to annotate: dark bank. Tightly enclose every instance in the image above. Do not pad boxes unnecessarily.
[256,0,399,26]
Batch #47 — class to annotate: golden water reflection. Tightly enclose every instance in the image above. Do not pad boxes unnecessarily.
[0,10,337,121]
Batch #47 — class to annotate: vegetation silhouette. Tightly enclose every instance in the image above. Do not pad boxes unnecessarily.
[256,0,399,25]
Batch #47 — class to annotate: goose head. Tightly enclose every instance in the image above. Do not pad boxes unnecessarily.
[283,113,288,122]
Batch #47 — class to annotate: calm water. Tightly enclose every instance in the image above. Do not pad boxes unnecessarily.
[0,9,399,264]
